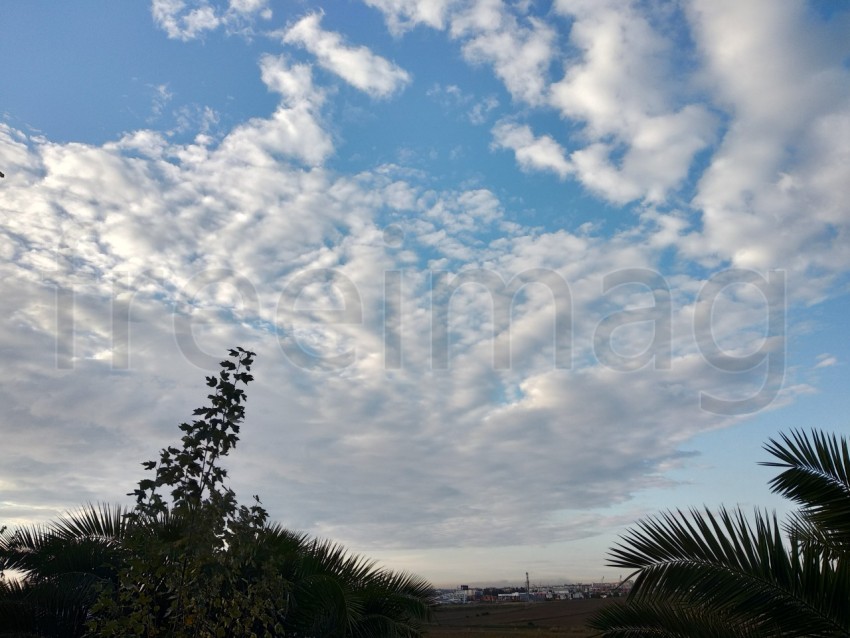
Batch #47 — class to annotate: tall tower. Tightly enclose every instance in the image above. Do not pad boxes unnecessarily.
[526,572,530,602]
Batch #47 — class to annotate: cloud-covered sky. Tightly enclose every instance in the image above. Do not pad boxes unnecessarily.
[2,0,850,587]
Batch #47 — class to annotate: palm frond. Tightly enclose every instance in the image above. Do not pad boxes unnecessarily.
[784,510,847,561]
[262,529,435,637]
[587,599,776,638]
[0,577,41,637]
[0,504,132,637]
[761,429,850,549]
[50,503,129,542]
[353,569,435,637]
[603,506,850,636]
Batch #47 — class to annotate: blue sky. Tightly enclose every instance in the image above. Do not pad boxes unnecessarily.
[1,0,850,587]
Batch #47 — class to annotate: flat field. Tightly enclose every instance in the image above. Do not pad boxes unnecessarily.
[425,598,617,637]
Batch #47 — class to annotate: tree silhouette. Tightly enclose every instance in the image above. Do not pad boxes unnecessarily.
[1,349,434,637]
[589,429,850,637]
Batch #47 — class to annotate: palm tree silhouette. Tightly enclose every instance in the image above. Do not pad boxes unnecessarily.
[1,506,433,637]
[589,429,850,637]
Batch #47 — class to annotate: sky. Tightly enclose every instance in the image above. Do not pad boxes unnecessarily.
[1,0,850,588]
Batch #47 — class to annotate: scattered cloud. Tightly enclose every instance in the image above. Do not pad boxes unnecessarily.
[282,13,411,99]
[427,83,499,124]
[491,121,571,178]
[368,0,715,202]
[3,0,849,582]
[147,84,173,122]
[454,9,557,106]
[814,354,837,369]
[362,0,459,35]
[151,0,272,40]
[548,0,716,204]
[0,91,793,548]
[214,54,332,166]
[366,1,558,105]
[427,83,471,109]
[468,95,499,124]
[685,0,850,285]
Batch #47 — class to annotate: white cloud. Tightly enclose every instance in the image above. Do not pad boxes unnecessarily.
[3,1,849,578]
[362,0,459,35]
[548,0,716,204]
[228,0,270,14]
[366,0,557,105]
[468,94,499,124]
[684,0,850,285]
[366,0,715,203]
[152,0,219,40]
[282,13,411,99]
[814,354,837,369]
[455,11,557,105]
[148,84,173,121]
[215,55,332,166]
[150,0,271,40]
[491,121,572,178]
[259,54,324,104]
[1,89,791,550]
[426,83,500,125]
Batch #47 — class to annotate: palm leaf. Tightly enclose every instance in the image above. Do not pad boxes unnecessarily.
[50,503,129,542]
[0,504,127,581]
[601,506,850,637]
[353,569,435,637]
[0,504,131,638]
[762,429,850,550]
[258,526,435,637]
[587,598,774,638]
[0,577,41,637]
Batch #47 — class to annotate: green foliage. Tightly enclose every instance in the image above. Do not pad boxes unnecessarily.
[87,347,289,637]
[0,504,128,637]
[129,347,255,521]
[259,525,434,637]
[589,429,850,637]
[1,348,435,637]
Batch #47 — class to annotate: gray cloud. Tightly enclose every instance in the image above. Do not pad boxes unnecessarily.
[1,2,846,581]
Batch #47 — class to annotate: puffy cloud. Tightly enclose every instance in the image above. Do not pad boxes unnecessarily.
[685,0,850,284]
[282,13,411,99]
[454,8,557,105]
[0,94,790,549]
[491,121,572,178]
[152,0,219,40]
[2,0,846,567]
[366,0,557,105]
[150,0,271,40]
[549,0,716,203]
[367,0,716,203]
[218,55,333,167]
[362,0,459,35]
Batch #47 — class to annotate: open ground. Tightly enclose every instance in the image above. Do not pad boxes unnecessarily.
[426,598,617,637]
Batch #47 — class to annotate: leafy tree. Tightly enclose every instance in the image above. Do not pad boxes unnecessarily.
[88,347,290,637]
[1,348,435,637]
[589,429,850,637]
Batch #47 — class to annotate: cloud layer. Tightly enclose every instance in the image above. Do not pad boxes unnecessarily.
[1,0,849,583]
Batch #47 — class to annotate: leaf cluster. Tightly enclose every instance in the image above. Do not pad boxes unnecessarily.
[86,348,293,637]
[589,429,850,637]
